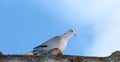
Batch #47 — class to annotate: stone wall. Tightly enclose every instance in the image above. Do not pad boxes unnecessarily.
[0,51,120,62]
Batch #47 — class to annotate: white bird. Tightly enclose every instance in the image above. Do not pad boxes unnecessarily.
[25,29,75,55]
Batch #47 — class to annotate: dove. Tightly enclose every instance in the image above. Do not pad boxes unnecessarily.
[25,29,75,55]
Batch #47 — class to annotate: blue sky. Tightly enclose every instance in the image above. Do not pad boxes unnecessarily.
[0,0,120,56]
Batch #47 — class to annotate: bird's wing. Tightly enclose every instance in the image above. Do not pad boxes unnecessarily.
[33,36,61,49]
[33,45,48,49]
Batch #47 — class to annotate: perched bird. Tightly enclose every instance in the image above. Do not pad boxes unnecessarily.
[25,29,75,55]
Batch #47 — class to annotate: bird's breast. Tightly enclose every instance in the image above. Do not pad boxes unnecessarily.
[56,38,68,51]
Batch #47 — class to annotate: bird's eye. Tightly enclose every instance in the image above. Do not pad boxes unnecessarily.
[71,30,73,32]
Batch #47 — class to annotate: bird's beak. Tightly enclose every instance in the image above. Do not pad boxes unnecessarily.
[73,33,76,37]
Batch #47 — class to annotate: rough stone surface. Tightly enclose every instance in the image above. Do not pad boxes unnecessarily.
[0,51,120,62]
[0,51,3,56]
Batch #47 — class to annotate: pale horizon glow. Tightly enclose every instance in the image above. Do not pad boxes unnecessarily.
[58,0,120,56]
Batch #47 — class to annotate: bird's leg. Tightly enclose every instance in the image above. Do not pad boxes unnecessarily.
[48,48,62,56]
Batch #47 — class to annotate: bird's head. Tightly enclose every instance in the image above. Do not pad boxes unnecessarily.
[63,29,76,38]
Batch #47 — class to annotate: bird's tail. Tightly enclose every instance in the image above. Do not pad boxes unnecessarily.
[24,51,34,55]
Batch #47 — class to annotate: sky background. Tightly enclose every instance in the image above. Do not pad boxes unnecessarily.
[0,0,120,57]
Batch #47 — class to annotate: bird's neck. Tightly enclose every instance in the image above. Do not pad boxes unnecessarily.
[61,34,72,40]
